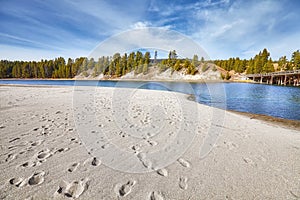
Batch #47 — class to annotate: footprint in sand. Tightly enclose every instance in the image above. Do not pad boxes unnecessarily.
[156,168,168,177]
[149,191,165,200]
[147,140,158,146]
[55,178,89,199]
[28,171,45,185]
[177,158,191,168]
[136,153,153,169]
[179,176,188,190]
[242,157,256,166]
[91,157,101,166]
[20,161,31,168]
[115,180,136,197]
[30,140,44,147]
[83,157,101,167]
[68,163,80,172]
[54,147,69,154]
[37,150,52,160]
[224,141,238,150]
[9,177,26,187]
[5,153,17,162]
[8,137,20,143]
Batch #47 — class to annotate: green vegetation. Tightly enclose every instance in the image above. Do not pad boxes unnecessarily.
[1,48,299,79]
[0,57,84,79]
[215,48,300,74]
[0,50,151,78]
[221,72,231,80]
[201,63,209,72]
[158,50,198,75]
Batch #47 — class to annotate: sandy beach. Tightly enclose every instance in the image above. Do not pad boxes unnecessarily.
[0,85,299,200]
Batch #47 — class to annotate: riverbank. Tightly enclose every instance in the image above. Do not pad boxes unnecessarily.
[0,77,225,83]
[0,85,299,199]
[228,110,300,132]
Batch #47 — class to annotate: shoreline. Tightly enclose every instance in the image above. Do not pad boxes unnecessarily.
[3,77,300,87]
[0,77,226,83]
[227,110,300,131]
[1,84,299,128]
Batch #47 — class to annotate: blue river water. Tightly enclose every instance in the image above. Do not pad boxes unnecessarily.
[1,79,300,121]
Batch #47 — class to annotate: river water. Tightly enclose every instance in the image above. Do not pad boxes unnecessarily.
[1,80,299,120]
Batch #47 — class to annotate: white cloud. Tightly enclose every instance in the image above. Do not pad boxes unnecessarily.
[194,0,230,8]
[130,21,153,29]
[188,0,296,59]
[0,32,65,51]
[1,0,299,61]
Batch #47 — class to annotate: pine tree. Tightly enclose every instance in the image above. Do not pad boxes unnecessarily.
[121,53,127,75]
[192,54,199,67]
[173,60,181,71]
[291,50,300,70]
[82,58,88,72]
[88,58,95,70]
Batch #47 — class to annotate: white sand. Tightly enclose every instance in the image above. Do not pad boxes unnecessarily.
[0,85,299,199]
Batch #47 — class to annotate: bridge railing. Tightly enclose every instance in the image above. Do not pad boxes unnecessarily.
[246,70,300,77]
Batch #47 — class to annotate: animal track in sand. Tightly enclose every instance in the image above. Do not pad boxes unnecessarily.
[28,171,45,185]
[30,140,43,147]
[21,161,30,168]
[147,140,158,146]
[179,176,188,190]
[115,180,136,197]
[242,157,256,166]
[68,163,80,172]
[55,178,89,199]
[224,141,238,150]
[177,158,191,168]
[136,152,153,169]
[91,157,101,166]
[8,137,20,143]
[156,168,168,177]
[70,138,80,144]
[83,157,101,167]
[5,153,16,162]
[149,191,165,200]
[9,177,26,187]
[20,159,44,168]
[100,143,110,149]
[54,147,69,154]
[37,149,52,160]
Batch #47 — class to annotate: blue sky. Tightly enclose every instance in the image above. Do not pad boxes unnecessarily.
[0,0,299,61]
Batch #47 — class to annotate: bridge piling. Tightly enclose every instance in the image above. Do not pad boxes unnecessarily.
[246,70,300,86]
[270,76,273,85]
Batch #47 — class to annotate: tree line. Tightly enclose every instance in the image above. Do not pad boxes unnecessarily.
[0,51,151,79]
[0,50,200,79]
[1,49,299,78]
[214,49,300,74]
[0,57,84,79]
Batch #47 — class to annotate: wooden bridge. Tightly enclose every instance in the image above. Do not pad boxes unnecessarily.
[246,70,300,86]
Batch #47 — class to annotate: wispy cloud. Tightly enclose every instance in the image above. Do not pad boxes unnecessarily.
[189,0,300,59]
[0,0,299,60]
